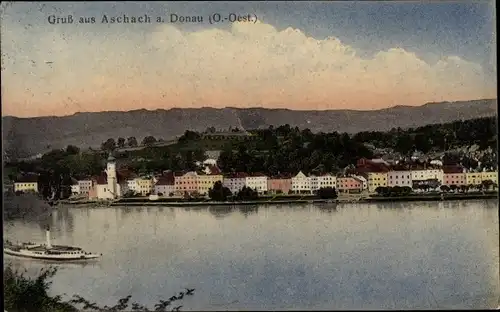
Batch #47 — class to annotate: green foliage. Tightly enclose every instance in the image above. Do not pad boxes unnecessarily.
[3,264,194,312]
[352,116,497,156]
[127,137,138,147]
[236,186,259,201]
[217,126,373,175]
[178,130,202,144]
[101,138,116,152]
[440,185,450,192]
[142,136,157,146]
[374,186,412,197]
[208,181,232,201]
[316,187,338,199]
[117,137,126,148]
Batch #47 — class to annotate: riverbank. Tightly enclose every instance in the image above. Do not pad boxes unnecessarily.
[56,192,497,207]
[363,192,497,202]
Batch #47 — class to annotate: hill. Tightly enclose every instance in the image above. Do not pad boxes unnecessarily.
[2,99,496,158]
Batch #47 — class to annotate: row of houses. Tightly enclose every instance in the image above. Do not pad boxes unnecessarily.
[12,156,499,199]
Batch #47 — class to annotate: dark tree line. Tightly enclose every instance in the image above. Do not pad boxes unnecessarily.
[352,116,497,155]
[101,136,160,151]
[216,126,373,176]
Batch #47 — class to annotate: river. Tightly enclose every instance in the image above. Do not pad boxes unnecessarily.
[4,199,499,310]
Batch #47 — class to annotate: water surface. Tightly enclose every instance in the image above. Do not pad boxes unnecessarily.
[4,200,499,310]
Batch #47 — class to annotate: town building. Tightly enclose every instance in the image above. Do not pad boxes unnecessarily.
[132,177,155,196]
[223,172,248,195]
[411,169,444,184]
[267,174,292,194]
[14,174,39,193]
[352,175,367,190]
[291,171,311,194]
[466,172,482,186]
[70,178,94,196]
[481,171,498,183]
[387,170,412,187]
[95,156,131,199]
[174,171,199,196]
[443,166,466,186]
[337,176,363,193]
[154,171,175,196]
[309,174,337,192]
[366,172,388,193]
[245,173,268,194]
[197,166,223,195]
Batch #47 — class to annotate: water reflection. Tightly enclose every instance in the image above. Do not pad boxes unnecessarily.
[238,205,259,217]
[316,203,338,214]
[208,206,234,219]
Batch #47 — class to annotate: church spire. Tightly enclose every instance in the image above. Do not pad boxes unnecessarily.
[107,152,116,162]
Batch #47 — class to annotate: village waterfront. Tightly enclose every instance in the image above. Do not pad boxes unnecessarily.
[4,199,499,310]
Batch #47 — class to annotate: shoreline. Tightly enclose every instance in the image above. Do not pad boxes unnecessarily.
[56,193,498,207]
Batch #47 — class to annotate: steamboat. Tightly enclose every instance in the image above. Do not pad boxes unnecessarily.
[4,227,101,261]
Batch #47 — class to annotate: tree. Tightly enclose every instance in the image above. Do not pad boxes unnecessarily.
[236,186,259,201]
[440,185,450,193]
[142,136,157,146]
[127,137,138,147]
[401,186,412,195]
[65,145,80,155]
[4,264,193,312]
[391,186,402,196]
[375,186,389,196]
[117,137,126,148]
[101,138,116,152]
[317,187,338,199]
[208,181,232,201]
[481,179,494,191]
[449,184,458,193]
[178,130,201,144]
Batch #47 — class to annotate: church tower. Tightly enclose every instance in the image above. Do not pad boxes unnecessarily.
[106,154,117,199]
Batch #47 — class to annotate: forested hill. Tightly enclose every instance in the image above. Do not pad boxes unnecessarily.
[5,116,496,199]
[2,98,496,158]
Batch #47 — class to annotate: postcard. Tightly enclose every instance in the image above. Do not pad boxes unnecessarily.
[2,1,498,311]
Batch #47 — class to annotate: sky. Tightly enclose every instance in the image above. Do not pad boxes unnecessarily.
[1,1,497,117]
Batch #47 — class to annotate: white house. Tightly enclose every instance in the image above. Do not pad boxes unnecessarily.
[245,174,268,194]
[291,171,311,194]
[310,174,337,192]
[154,177,175,196]
[387,170,412,187]
[411,169,444,184]
[223,172,248,195]
[127,179,138,193]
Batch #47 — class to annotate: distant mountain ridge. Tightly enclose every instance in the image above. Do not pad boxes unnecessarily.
[2,99,497,158]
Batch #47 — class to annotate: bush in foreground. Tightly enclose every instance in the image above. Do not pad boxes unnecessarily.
[3,264,193,312]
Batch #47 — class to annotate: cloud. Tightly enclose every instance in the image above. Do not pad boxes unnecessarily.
[1,20,496,117]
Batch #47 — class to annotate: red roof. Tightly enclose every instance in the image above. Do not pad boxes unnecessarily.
[155,176,174,186]
[269,173,292,179]
[249,172,267,177]
[357,158,392,172]
[443,166,464,174]
[207,165,222,175]
[15,174,39,183]
[224,172,248,179]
